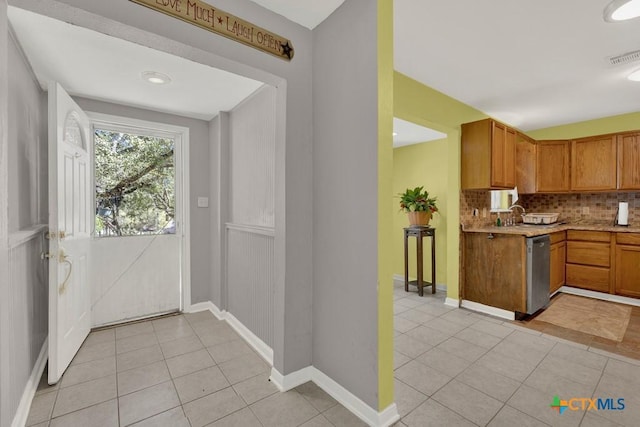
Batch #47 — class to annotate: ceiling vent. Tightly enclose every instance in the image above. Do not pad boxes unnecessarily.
[609,50,640,65]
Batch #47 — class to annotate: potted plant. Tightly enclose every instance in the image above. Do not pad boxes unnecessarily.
[398,186,438,226]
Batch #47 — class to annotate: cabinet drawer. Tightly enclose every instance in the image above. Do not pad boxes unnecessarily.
[616,233,640,246]
[566,230,610,242]
[549,231,566,244]
[566,241,610,267]
[566,264,610,292]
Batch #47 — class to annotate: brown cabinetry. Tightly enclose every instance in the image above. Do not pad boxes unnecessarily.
[463,232,525,312]
[615,233,640,298]
[536,141,570,192]
[617,133,640,190]
[516,133,536,194]
[461,119,516,190]
[549,231,566,294]
[571,135,617,191]
[565,231,612,293]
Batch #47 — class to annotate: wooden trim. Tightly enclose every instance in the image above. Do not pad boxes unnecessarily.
[226,223,275,237]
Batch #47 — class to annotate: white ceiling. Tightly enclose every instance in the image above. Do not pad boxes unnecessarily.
[10,1,639,132]
[393,118,446,148]
[8,7,263,121]
[249,0,344,29]
[394,0,640,131]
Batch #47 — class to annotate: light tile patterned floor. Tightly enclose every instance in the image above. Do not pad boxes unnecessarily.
[392,283,640,427]
[27,287,640,427]
[27,311,365,427]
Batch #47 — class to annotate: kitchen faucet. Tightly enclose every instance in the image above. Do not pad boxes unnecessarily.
[509,204,526,222]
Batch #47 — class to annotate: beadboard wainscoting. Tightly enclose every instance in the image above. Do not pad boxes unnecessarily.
[6,226,48,427]
[226,224,275,350]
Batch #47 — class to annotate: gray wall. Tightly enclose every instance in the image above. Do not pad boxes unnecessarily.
[0,28,49,427]
[1,2,12,424]
[312,0,380,409]
[74,97,213,304]
[8,30,47,231]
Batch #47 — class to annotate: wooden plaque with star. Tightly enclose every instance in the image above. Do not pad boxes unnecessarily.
[130,0,294,61]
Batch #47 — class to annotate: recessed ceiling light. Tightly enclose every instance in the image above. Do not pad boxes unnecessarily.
[628,69,640,81]
[604,0,640,22]
[141,71,171,85]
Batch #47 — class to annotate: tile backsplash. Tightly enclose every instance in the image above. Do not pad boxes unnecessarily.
[460,190,640,226]
[521,192,639,224]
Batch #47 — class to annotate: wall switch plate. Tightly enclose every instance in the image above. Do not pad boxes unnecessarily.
[582,206,589,215]
[197,197,209,208]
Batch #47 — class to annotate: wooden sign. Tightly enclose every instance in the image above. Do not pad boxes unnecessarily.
[130,0,294,61]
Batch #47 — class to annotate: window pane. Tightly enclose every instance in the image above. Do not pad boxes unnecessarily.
[94,129,175,237]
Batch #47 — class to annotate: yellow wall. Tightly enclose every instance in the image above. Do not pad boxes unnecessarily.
[393,72,485,300]
[528,111,640,139]
[377,0,395,411]
[393,139,448,284]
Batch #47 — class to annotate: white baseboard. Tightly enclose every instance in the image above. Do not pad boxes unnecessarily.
[393,274,447,292]
[269,366,315,392]
[185,301,273,365]
[460,300,515,320]
[12,338,48,427]
[560,287,640,307]
[270,366,400,427]
[187,301,225,320]
[444,297,459,308]
[225,311,273,365]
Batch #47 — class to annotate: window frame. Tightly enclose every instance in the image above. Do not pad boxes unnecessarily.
[88,113,186,239]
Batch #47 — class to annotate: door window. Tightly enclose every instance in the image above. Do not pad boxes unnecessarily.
[94,128,175,237]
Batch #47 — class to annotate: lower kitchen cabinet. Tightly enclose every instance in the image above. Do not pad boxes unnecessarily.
[549,232,566,294]
[463,233,526,312]
[615,233,640,298]
[565,230,612,293]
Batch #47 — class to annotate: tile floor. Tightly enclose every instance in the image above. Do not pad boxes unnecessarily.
[392,284,640,427]
[26,287,640,427]
[27,311,366,427]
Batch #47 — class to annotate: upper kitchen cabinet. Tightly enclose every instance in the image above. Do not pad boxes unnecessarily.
[617,132,640,190]
[516,133,536,194]
[461,118,516,190]
[536,140,570,192]
[571,135,617,191]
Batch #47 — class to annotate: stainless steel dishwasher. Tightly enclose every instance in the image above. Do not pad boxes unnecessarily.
[526,234,550,314]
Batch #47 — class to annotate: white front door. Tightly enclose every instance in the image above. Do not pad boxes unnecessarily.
[48,83,92,384]
[89,116,186,327]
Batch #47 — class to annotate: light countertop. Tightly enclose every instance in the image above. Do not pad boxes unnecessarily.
[462,220,640,237]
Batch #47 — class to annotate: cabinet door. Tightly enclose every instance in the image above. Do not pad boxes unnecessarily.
[491,121,507,187]
[536,141,570,192]
[618,133,640,190]
[464,233,526,312]
[571,135,617,191]
[490,122,516,188]
[516,133,536,194]
[615,245,640,298]
[504,127,517,188]
[550,241,566,294]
